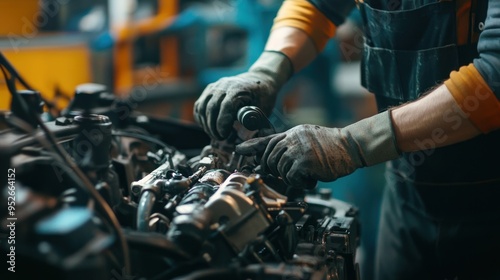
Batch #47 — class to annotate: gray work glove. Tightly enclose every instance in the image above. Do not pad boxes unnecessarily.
[194,51,293,140]
[235,111,401,189]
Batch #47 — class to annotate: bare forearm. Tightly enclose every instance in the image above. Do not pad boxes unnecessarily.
[391,85,481,152]
[265,26,318,72]
[392,0,500,152]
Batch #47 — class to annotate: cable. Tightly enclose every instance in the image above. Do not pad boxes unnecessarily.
[172,264,310,280]
[123,230,191,260]
[0,56,32,90]
[4,111,34,133]
[149,257,206,280]
[173,268,239,280]
[6,112,132,272]
[112,130,171,150]
[0,52,131,274]
[0,55,55,112]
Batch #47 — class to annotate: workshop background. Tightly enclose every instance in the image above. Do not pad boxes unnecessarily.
[0,0,385,278]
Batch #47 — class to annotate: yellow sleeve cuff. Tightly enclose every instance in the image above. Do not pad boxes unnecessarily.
[271,0,336,52]
[444,64,500,133]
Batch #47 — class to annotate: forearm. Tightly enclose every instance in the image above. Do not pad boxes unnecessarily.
[265,26,318,72]
[391,85,481,152]
[393,0,500,152]
[263,0,349,72]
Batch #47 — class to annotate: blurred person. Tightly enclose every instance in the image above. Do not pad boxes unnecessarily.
[193,0,500,279]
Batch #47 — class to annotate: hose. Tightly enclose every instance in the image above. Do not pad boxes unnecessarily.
[137,190,156,231]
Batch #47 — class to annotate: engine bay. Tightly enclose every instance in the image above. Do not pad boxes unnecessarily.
[0,53,359,280]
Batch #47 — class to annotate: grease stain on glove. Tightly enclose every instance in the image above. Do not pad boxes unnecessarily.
[236,111,401,189]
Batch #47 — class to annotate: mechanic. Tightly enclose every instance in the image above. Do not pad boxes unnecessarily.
[193,0,500,279]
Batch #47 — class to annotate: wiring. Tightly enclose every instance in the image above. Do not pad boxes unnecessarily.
[112,130,172,150]
[0,52,131,274]
[0,54,56,111]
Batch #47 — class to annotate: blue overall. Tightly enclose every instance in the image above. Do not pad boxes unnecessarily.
[355,0,500,279]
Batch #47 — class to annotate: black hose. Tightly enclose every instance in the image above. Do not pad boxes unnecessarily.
[172,265,300,280]
[137,190,156,231]
[149,257,206,280]
[173,268,240,280]
[123,230,191,260]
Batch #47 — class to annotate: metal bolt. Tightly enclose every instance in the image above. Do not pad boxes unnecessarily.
[131,185,141,195]
[172,172,183,180]
[478,22,485,31]
[319,188,332,200]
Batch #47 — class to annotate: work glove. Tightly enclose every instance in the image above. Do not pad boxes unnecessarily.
[194,51,293,140]
[235,111,401,189]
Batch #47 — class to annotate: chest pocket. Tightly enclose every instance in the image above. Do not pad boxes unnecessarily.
[358,0,485,110]
[358,0,500,186]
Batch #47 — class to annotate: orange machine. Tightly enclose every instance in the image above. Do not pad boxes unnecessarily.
[111,0,198,121]
[0,0,193,120]
[0,0,92,111]
[113,0,179,95]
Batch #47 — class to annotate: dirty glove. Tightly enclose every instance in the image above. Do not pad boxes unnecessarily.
[194,51,293,140]
[235,111,401,189]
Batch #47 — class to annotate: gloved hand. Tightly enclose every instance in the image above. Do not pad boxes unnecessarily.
[235,111,401,189]
[194,51,293,140]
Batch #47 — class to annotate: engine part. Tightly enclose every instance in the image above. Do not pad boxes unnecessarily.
[62,83,107,117]
[176,169,231,208]
[0,55,360,280]
[10,90,44,128]
[237,105,274,133]
[71,114,112,171]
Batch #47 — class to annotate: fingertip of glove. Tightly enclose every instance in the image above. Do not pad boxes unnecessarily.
[217,128,231,141]
[235,142,254,155]
[236,134,275,155]
[207,125,225,141]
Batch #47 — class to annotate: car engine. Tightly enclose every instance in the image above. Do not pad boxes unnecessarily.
[0,53,359,280]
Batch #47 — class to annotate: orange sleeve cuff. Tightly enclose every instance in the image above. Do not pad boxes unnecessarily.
[444,64,500,133]
[271,0,336,52]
